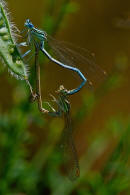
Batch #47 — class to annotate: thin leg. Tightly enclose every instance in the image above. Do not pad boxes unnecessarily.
[17,42,28,47]
[40,46,87,95]
[22,49,31,58]
[47,94,62,117]
[26,79,38,102]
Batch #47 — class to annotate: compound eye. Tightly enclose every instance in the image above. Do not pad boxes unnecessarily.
[24,19,33,28]
[29,24,33,28]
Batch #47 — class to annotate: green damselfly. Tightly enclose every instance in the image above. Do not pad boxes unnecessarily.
[49,85,80,180]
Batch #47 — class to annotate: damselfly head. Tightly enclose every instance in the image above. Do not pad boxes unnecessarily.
[57,85,68,96]
[24,19,34,29]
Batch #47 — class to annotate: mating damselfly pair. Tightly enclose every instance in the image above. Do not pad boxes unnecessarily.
[0,0,106,180]
[21,19,106,97]
[20,19,106,180]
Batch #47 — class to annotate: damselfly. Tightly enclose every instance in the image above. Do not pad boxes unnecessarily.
[21,19,106,95]
[49,85,80,180]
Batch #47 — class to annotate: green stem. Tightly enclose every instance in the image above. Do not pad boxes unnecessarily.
[0,0,28,79]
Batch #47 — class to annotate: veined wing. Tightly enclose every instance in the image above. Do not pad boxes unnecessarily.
[60,111,80,181]
[46,35,107,89]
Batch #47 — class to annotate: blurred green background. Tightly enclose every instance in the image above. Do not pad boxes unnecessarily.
[0,0,130,194]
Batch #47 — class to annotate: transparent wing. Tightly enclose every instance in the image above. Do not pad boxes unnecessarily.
[46,34,107,89]
[60,112,80,181]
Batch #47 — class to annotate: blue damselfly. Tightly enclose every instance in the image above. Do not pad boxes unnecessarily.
[22,19,106,94]
[21,19,106,113]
